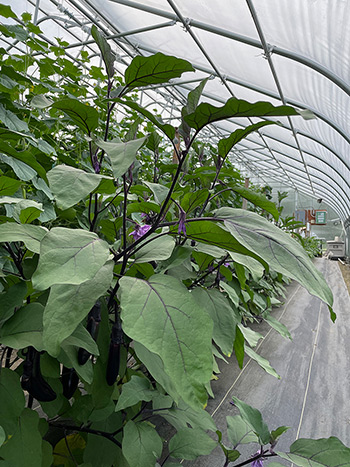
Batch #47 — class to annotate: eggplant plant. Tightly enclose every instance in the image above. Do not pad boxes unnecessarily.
[0,6,347,466]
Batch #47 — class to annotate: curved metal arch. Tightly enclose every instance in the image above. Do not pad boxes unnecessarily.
[108,0,350,96]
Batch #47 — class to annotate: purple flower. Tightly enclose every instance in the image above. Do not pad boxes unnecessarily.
[224,262,230,268]
[178,210,187,236]
[129,224,151,241]
[251,460,264,467]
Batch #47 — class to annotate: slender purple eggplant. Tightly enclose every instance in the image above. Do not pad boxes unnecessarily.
[21,347,57,402]
[78,301,101,365]
[106,316,123,386]
[61,366,79,399]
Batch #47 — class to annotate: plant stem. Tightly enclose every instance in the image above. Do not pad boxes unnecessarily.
[4,243,25,278]
[48,422,122,448]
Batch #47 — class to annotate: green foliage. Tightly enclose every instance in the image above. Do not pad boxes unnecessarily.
[0,12,343,466]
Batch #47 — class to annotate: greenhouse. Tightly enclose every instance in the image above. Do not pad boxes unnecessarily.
[0,1,350,466]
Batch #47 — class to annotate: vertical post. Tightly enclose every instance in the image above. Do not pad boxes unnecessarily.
[242,177,249,209]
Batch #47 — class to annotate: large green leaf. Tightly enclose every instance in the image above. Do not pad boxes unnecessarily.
[0,4,18,18]
[0,175,22,195]
[124,53,194,90]
[0,408,44,467]
[191,287,239,356]
[96,136,148,179]
[184,98,299,131]
[13,199,43,224]
[122,420,163,467]
[215,208,333,309]
[180,78,209,140]
[0,222,47,253]
[113,99,175,140]
[119,274,213,409]
[278,437,350,466]
[231,397,270,445]
[134,234,175,263]
[218,121,276,158]
[229,185,280,221]
[47,165,112,210]
[0,103,29,132]
[91,25,115,79]
[51,98,99,135]
[43,261,113,357]
[32,227,111,290]
[0,369,25,436]
[143,181,169,205]
[0,302,44,350]
[226,415,258,447]
[229,252,265,281]
[168,427,217,460]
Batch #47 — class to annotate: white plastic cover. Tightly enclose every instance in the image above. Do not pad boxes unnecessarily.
[6,0,350,220]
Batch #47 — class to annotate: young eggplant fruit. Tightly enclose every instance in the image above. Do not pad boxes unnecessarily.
[78,301,101,365]
[21,347,57,402]
[106,317,123,386]
[61,366,79,399]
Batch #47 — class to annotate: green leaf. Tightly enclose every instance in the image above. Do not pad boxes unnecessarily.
[43,261,113,357]
[229,252,265,281]
[0,141,48,181]
[144,181,169,205]
[0,369,25,436]
[133,342,180,403]
[0,4,18,18]
[53,433,86,467]
[13,199,44,224]
[0,302,44,350]
[114,99,175,140]
[218,121,276,158]
[168,427,217,460]
[96,136,148,179]
[180,78,209,139]
[270,426,290,442]
[134,234,175,263]
[231,397,270,445]
[215,208,333,308]
[91,25,115,79]
[226,415,258,447]
[191,287,239,356]
[47,165,112,210]
[124,53,194,90]
[119,275,213,409]
[245,347,280,379]
[32,227,111,290]
[0,281,27,326]
[233,326,245,368]
[51,99,99,134]
[31,94,53,109]
[220,281,240,307]
[184,98,299,131]
[116,376,155,411]
[0,222,47,253]
[263,313,292,340]
[0,408,44,466]
[232,185,280,221]
[0,104,29,132]
[181,189,209,214]
[238,324,263,348]
[278,437,350,466]
[122,420,163,467]
[0,175,22,195]
[0,426,5,447]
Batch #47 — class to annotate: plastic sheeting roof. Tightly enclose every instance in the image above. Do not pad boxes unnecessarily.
[6,0,350,222]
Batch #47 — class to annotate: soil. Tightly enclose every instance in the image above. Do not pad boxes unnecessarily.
[338,260,350,295]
